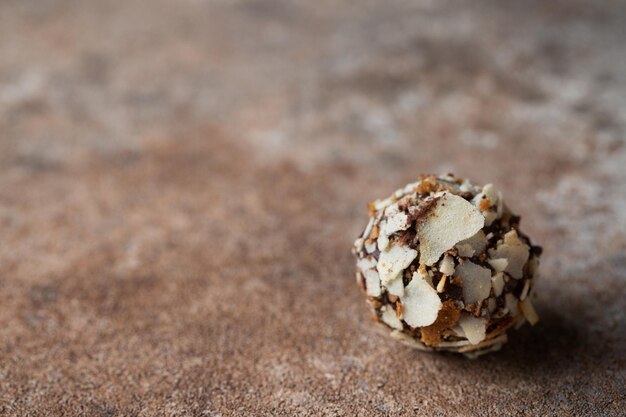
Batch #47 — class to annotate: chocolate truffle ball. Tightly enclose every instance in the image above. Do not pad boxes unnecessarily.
[352,174,541,358]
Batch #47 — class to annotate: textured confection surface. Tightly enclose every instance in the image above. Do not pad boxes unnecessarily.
[1,0,625,416]
[353,175,541,357]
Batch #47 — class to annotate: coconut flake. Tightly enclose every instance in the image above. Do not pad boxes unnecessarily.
[381,306,403,330]
[491,272,505,297]
[439,254,456,276]
[455,260,492,304]
[416,192,484,266]
[400,271,443,327]
[487,297,497,313]
[458,314,487,345]
[489,230,530,279]
[377,244,418,285]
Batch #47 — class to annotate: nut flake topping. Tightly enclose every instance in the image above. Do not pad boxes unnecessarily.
[458,314,487,345]
[381,305,404,330]
[353,174,541,357]
[357,256,381,297]
[416,192,484,266]
[377,244,418,285]
[456,230,488,258]
[439,254,456,276]
[400,271,443,327]
[455,260,492,304]
[489,230,530,279]
[377,203,411,251]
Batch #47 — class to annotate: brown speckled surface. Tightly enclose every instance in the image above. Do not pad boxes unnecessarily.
[1,0,625,415]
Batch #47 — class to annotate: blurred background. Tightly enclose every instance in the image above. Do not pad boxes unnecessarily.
[1,0,625,415]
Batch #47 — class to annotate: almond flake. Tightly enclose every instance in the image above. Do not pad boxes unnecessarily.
[482,184,499,207]
[436,275,447,293]
[459,180,477,194]
[457,230,488,257]
[452,324,465,338]
[372,196,393,212]
[377,235,390,251]
[400,271,443,327]
[491,272,505,297]
[456,244,475,258]
[455,260,492,304]
[416,192,484,266]
[403,181,420,194]
[381,204,410,235]
[505,293,519,316]
[489,230,530,279]
[437,339,471,348]
[483,210,498,226]
[377,244,418,285]
[439,254,456,276]
[488,258,508,273]
[520,298,539,325]
[385,276,405,297]
[357,256,381,297]
[458,314,487,345]
[381,306,403,330]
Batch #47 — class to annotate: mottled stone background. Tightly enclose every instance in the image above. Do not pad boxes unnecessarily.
[1,0,625,415]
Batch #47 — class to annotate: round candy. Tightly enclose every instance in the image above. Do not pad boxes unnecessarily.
[352,174,541,358]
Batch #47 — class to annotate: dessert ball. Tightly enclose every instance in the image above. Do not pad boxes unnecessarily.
[352,174,541,358]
